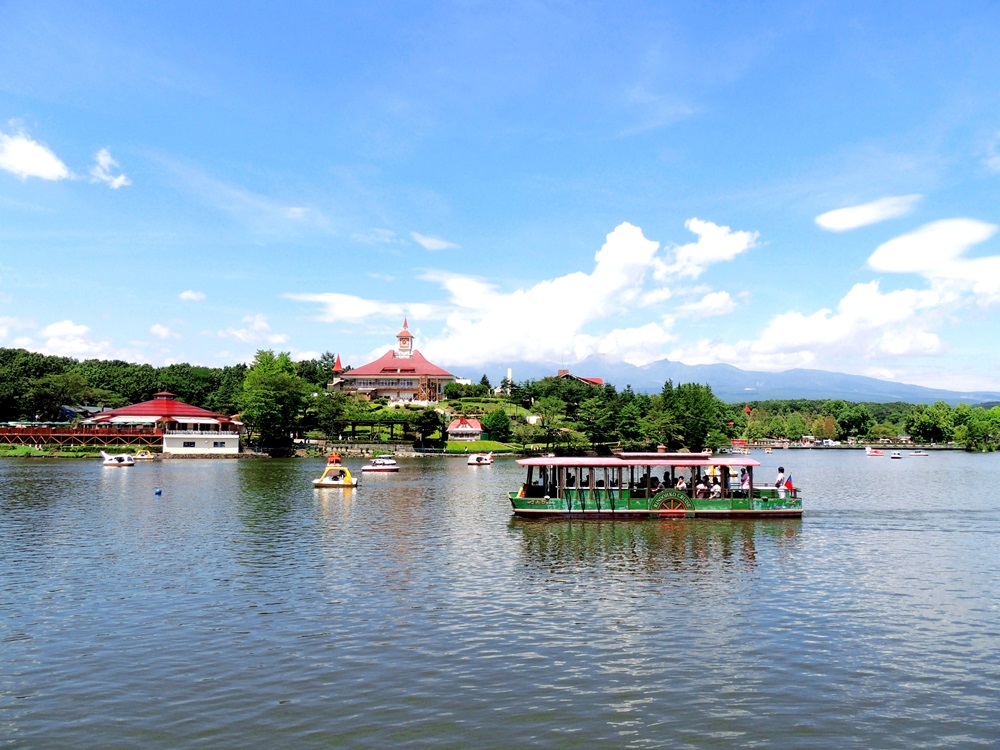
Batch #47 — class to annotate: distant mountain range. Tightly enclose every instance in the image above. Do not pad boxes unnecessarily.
[466,355,1000,406]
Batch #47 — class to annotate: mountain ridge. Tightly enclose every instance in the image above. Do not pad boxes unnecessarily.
[461,355,1000,406]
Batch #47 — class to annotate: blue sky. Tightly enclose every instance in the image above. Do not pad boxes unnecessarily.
[2,1,1000,391]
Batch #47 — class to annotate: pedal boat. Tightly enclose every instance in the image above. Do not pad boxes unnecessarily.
[313,465,359,487]
[101,451,135,467]
[361,457,399,472]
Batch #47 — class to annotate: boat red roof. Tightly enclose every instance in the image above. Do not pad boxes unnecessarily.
[344,349,454,378]
[88,392,233,423]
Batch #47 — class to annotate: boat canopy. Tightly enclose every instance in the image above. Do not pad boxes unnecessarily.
[517,451,761,469]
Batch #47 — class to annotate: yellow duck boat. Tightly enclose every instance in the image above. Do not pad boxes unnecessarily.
[313,464,359,487]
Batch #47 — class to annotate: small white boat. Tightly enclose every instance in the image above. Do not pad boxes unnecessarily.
[361,457,399,472]
[909,450,929,457]
[865,446,884,457]
[101,451,135,467]
[313,465,359,487]
[467,452,493,465]
[890,451,902,459]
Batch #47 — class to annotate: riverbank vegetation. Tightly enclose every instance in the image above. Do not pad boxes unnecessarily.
[2,347,999,453]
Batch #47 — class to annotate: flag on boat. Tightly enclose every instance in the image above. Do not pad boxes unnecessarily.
[784,475,794,490]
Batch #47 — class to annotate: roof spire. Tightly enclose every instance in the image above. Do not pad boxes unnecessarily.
[403,317,408,329]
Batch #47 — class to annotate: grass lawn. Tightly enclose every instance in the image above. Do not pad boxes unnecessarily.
[444,440,517,454]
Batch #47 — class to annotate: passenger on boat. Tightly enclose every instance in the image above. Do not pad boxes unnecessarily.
[710,479,723,498]
[649,476,661,492]
[675,476,687,492]
[740,469,750,491]
[775,466,786,498]
[695,478,708,498]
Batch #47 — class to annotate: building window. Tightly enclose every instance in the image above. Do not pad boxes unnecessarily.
[213,441,226,448]
[183,441,196,448]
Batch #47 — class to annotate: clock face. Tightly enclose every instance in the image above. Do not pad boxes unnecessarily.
[399,338,410,348]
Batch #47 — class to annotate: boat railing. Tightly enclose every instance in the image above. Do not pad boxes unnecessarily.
[164,429,241,436]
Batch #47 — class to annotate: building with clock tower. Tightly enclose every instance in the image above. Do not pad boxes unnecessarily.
[330,319,458,402]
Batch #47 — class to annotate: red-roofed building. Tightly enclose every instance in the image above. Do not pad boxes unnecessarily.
[331,320,458,402]
[446,417,483,441]
[84,392,241,454]
[553,369,604,387]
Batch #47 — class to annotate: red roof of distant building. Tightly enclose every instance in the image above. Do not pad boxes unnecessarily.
[89,392,233,423]
[344,349,454,378]
[553,370,604,386]
[333,354,343,371]
[447,417,483,432]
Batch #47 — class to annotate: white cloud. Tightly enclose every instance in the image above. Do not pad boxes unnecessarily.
[89,148,130,189]
[0,316,29,339]
[217,314,289,345]
[290,220,757,368]
[867,218,1000,307]
[620,84,697,135]
[0,128,70,181]
[678,291,736,318]
[179,290,206,302]
[150,323,176,339]
[411,231,459,251]
[353,228,398,244]
[815,194,922,232]
[23,320,116,359]
[984,132,1000,173]
[657,218,758,280]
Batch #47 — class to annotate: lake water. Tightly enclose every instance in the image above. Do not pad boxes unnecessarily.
[2,450,999,748]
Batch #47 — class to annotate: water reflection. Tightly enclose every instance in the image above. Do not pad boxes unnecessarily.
[510,517,801,573]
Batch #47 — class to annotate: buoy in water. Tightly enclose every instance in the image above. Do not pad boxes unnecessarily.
[155,488,162,495]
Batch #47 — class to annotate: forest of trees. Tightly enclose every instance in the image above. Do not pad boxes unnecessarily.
[2,346,999,452]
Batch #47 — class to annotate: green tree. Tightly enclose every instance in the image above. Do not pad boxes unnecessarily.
[482,408,513,442]
[415,408,445,445]
[578,394,617,447]
[237,350,308,449]
[534,396,566,449]
[662,381,721,452]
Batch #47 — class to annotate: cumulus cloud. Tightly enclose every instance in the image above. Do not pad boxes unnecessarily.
[678,291,736,318]
[669,279,946,373]
[217,314,289,345]
[0,128,70,181]
[291,222,698,367]
[815,195,922,232]
[179,290,206,301]
[30,320,116,359]
[150,323,176,339]
[89,148,130,189]
[411,232,459,250]
[657,218,758,280]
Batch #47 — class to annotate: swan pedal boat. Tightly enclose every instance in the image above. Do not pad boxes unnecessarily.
[133,450,155,461]
[467,452,493,465]
[101,451,135,467]
[865,446,884,457]
[313,465,359,487]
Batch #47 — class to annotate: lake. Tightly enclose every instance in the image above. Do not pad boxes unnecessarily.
[2,450,999,748]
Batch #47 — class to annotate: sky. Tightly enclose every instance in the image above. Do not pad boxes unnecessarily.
[2,1,1000,391]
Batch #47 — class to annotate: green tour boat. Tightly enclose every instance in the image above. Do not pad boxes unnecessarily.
[509,451,801,519]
